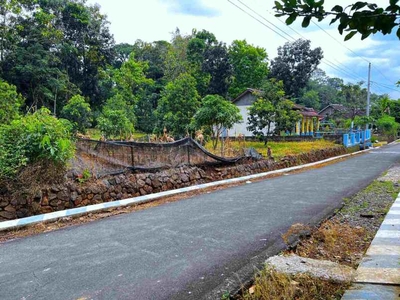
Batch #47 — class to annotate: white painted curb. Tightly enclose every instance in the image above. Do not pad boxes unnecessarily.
[0,148,372,231]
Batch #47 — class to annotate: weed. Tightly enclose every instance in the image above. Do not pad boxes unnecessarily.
[221,291,230,300]
[77,169,91,184]
[294,221,366,267]
[239,267,347,300]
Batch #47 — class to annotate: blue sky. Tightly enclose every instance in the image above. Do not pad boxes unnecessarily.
[87,0,400,99]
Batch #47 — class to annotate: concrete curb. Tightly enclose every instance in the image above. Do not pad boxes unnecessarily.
[341,191,400,299]
[0,148,371,232]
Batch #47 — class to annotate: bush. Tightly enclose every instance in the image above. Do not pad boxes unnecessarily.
[60,95,92,134]
[0,108,75,179]
[0,79,25,125]
[376,115,399,141]
[97,94,134,140]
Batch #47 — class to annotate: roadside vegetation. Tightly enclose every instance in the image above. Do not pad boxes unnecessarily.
[0,0,399,183]
[237,179,400,300]
[205,139,340,159]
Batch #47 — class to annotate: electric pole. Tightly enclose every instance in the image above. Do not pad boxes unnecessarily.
[367,62,371,117]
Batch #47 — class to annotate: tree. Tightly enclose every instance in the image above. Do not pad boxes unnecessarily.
[202,42,232,97]
[339,82,368,119]
[274,99,302,134]
[193,95,242,149]
[113,43,135,68]
[270,39,323,98]
[0,78,24,124]
[97,94,134,140]
[299,90,320,110]
[228,40,269,99]
[133,39,170,84]
[304,69,344,108]
[163,28,191,82]
[112,52,153,106]
[61,95,92,134]
[57,1,115,108]
[376,115,399,141]
[247,80,299,144]
[371,95,392,119]
[156,73,200,137]
[274,1,400,40]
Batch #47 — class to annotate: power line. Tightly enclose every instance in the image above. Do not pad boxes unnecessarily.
[371,65,396,86]
[236,0,296,41]
[332,58,366,82]
[231,1,368,81]
[309,20,397,88]
[230,0,397,94]
[227,0,291,42]
[372,81,400,93]
[321,60,365,83]
[310,20,371,64]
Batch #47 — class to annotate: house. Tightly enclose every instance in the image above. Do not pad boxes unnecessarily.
[292,104,321,136]
[229,89,321,137]
[228,88,274,137]
[318,104,364,121]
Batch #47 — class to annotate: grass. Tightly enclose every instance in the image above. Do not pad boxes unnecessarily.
[205,139,340,159]
[85,128,146,141]
[239,267,347,300]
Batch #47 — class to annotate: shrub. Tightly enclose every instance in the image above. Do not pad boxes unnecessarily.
[60,95,92,134]
[0,108,75,179]
[97,94,134,140]
[0,79,25,125]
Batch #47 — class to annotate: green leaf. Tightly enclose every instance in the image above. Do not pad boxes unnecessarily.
[286,14,297,25]
[274,1,283,10]
[352,2,368,10]
[361,31,372,40]
[344,31,357,41]
[331,5,343,13]
[302,16,311,27]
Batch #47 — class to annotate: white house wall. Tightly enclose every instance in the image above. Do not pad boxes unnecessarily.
[227,92,274,137]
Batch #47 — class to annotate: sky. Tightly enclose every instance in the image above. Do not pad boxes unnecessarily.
[87,0,400,100]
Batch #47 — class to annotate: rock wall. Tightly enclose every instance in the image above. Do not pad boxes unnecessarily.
[0,146,349,221]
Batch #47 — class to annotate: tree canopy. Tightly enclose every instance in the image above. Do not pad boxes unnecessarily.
[193,94,242,149]
[270,39,323,98]
[274,0,400,40]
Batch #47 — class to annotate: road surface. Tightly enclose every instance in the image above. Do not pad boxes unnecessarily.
[1,144,400,300]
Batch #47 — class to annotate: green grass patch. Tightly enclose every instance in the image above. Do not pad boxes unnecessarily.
[205,139,339,158]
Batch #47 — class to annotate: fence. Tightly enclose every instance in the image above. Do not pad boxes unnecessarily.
[73,138,250,177]
[343,129,372,148]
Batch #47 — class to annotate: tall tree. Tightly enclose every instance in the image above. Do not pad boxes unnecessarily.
[202,42,232,97]
[228,40,269,99]
[58,1,115,107]
[156,73,200,137]
[112,53,153,106]
[270,39,323,98]
[163,28,191,82]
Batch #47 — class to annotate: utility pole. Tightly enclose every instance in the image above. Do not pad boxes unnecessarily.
[367,62,371,118]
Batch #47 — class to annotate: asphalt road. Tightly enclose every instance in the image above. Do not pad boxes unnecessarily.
[1,144,400,300]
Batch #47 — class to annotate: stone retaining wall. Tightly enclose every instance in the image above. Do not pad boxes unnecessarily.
[0,146,350,221]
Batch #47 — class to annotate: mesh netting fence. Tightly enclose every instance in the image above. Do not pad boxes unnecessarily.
[72,138,252,177]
